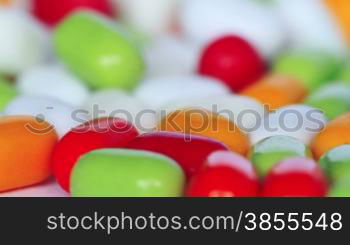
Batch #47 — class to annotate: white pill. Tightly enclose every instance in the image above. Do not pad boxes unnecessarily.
[4,96,87,138]
[250,104,327,145]
[0,179,69,197]
[117,0,179,36]
[17,64,90,107]
[179,0,287,58]
[144,35,200,77]
[0,8,50,75]
[134,75,231,109]
[275,0,347,58]
[160,95,266,132]
[83,90,157,133]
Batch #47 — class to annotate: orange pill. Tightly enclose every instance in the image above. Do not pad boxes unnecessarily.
[0,0,11,6]
[311,113,350,160]
[0,116,58,192]
[157,108,250,155]
[324,0,350,44]
[241,73,307,111]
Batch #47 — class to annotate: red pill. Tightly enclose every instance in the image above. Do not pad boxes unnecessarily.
[262,157,328,197]
[125,132,229,178]
[186,151,259,197]
[52,117,138,192]
[198,36,266,92]
[32,0,115,27]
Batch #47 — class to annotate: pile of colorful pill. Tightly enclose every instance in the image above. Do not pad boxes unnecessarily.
[1,0,350,197]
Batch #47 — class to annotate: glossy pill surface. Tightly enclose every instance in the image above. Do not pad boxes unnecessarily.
[71,149,185,197]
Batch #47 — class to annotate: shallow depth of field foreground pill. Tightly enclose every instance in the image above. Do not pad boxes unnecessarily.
[70,149,185,197]
[157,108,250,155]
[54,11,144,90]
[126,131,229,178]
[250,136,311,177]
[0,116,57,192]
[262,157,328,197]
[186,151,259,197]
[52,117,139,192]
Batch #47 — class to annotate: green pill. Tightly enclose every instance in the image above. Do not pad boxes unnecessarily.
[320,145,350,182]
[250,135,311,177]
[71,149,185,197]
[328,178,350,197]
[273,50,341,91]
[54,11,145,91]
[0,76,16,112]
[339,62,350,84]
[305,83,350,120]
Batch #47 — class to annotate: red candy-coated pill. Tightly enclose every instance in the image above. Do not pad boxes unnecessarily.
[262,157,328,197]
[186,151,259,197]
[32,0,115,27]
[125,132,229,178]
[52,117,138,192]
[198,36,266,92]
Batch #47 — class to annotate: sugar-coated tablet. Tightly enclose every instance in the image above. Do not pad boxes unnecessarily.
[32,0,114,27]
[0,116,57,192]
[54,11,144,90]
[273,50,341,91]
[179,0,287,58]
[250,136,311,177]
[305,83,350,120]
[312,113,350,159]
[262,157,328,197]
[4,95,87,138]
[17,64,89,107]
[250,104,327,145]
[134,75,230,109]
[126,131,229,178]
[275,0,347,57]
[186,151,259,197]
[0,8,49,75]
[83,89,156,133]
[241,73,307,111]
[158,108,250,155]
[70,149,185,197]
[144,35,199,77]
[117,0,179,36]
[160,95,266,133]
[198,36,266,92]
[52,117,139,191]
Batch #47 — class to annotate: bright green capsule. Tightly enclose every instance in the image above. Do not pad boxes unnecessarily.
[54,11,145,91]
[71,149,185,197]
